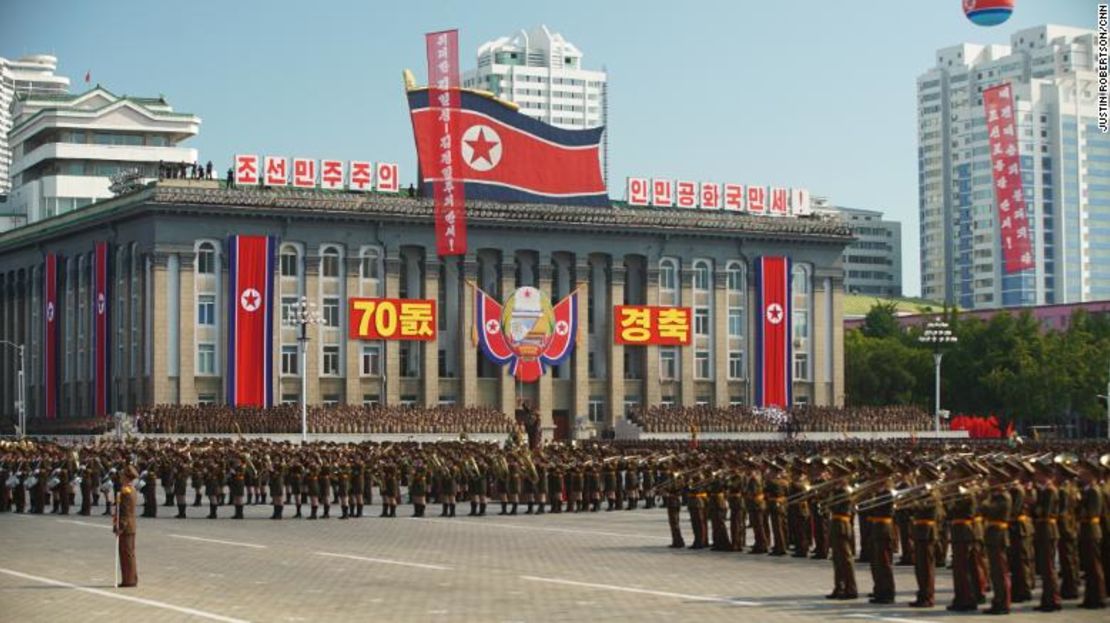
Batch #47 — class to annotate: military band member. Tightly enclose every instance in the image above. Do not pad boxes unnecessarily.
[908,467,942,607]
[269,456,286,520]
[685,472,708,550]
[205,461,221,519]
[174,457,189,518]
[1008,462,1035,603]
[746,464,768,554]
[709,477,732,552]
[664,470,686,549]
[765,462,789,556]
[350,458,364,518]
[789,460,811,558]
[864,460,897,604]
[317,460,332,519]
[728,470,746,552]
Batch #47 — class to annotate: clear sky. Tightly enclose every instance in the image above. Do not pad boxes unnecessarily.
[3,0,1096,295]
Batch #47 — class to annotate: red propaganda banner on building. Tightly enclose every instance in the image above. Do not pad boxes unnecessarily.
[612,305,692,346]
[983,83,1034,273]
[227,235,276,407]
[349,298,437,341]
[426,29,467,257]
[93,242,111,417]
[754,256,792,408]
[43,253,59,420]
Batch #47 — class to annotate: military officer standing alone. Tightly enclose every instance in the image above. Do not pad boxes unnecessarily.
[113,465,139,588]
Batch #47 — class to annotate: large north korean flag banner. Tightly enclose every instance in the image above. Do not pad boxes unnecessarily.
[43,253,59,420]
[93,242,111,417]
[227,235,276,407]
[754,256,792,408]
[408,87,607,207]
[983,83,1034,273]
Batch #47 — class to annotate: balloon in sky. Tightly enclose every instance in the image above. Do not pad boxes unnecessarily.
[963,0,1015,27]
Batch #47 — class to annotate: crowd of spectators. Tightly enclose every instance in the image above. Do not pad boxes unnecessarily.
[628,404,936,433]
[133,404,515,435]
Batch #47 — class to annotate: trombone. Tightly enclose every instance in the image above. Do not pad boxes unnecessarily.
[817,477,888,511]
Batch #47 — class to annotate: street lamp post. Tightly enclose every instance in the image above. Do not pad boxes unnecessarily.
[918,317,957,436]
[1,340,26,439]
[286,296,325,443]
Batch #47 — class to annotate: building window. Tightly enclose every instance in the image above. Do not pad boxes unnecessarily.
[793,310,809,338]
[728,309,743,337]
[321,247,340,278]
[728,352,744,379]
[197,343,216,375]
[197,294,215,326]
[281,393,298,405]
[322,297,339,327]
[588,399,605,423]
[197,394,217,406]
[400,342,418,377]
[322,345,340,376]
[727,263,745,292]
[694,351,710,379]
[361,344,381,376]
[196,242,215,274]
[362,394,379,406]
[281,345,299,376]
[692,260,710,290]
[361,248,381,280]
[280,246,299,277]
[793,352,809,381]
[660,347,677,380]
[322,395,340,406]
[694,309,710,336]
[659,258,677,292]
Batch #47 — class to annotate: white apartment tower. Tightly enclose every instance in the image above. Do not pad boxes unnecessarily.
[1,55,71,205]
[462,25,608,182]
[917,24,1108,308]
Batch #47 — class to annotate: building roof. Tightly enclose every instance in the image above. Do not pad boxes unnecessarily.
[0,183,854,253]
[11,86,198,135]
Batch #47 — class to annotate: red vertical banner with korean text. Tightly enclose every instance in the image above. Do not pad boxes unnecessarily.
[982,83,1034,273]
[43,253,59,420]
[426,29,467,256]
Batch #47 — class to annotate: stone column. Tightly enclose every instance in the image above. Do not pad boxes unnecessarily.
[713,268,730,406]
[303,256,321,406]
[644,266,662,407]
[831,276,845,407]
[679,262,695,406]
[499,260,517,416]
[536,258,554,438]
[178,255,197,405]
[383,253,401,405]
[607,261,625,427]
[572,259,590,430]
[459,255,478,406]
[344,257,362,404]
[422,259,440,407]
[150,253,173,405]
[0,274,8,418]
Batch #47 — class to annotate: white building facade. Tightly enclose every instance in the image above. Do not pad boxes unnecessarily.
[5,86,200,230]
[462,25,608,182]
[1,54,71,214]
[917,24,1108,308]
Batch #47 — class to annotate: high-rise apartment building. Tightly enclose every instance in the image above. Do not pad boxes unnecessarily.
[1,55,71,207]
[461,25,608,182]
[917,24,1108,308]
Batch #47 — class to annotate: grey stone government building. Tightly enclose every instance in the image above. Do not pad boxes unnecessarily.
[0,180,853,438]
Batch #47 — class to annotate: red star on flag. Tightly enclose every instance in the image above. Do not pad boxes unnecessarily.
[466,128,498,166]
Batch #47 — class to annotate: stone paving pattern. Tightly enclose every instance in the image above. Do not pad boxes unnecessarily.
[0,504,1104,622]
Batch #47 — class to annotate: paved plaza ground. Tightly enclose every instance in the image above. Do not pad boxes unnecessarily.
[0,504,1104,622]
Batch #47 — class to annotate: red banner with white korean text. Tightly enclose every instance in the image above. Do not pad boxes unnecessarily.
[982,83,1034,273]
[426,29,467,256]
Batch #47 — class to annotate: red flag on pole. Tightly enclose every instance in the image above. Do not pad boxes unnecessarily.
[84,70,91,84]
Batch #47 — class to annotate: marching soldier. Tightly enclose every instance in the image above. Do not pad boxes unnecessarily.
[173,455,189,518]
[825,460,858,600]
[663,469,685,548]
[1033,460,1062,612]
[908,466,942,608]
[728,468,746,552]
[789,459,811,558]
[746,462,768,554]
[864,459,897,604]
[1008,461,1035,603]
[765,461,789,556]
[1057,466,1081,600]
[268,455,285,520]
[982,463,1013,615]
[946,461,980,612]
[1076,458,1106,609]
